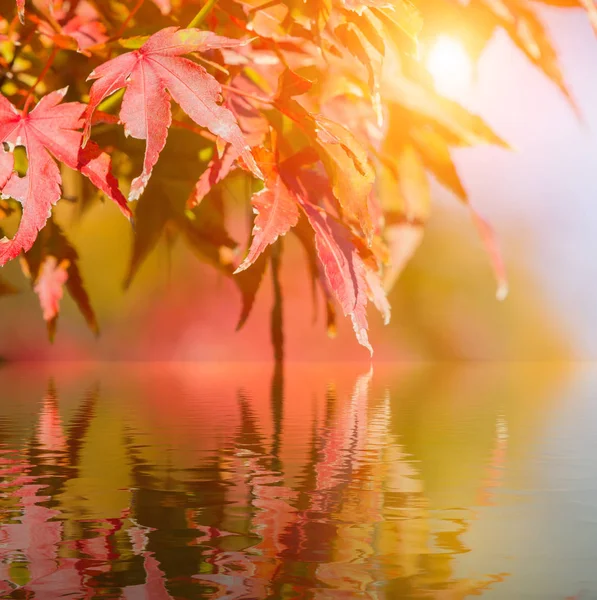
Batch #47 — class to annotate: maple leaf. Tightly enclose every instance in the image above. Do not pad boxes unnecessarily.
[32,255,69,322]
[36,1,109,54]
[188,76,269,208]
[83,27,262,201]
[300,200,373,354]
[190,147,239,208]
[189,74,269,207]
[0,89,130,267]
[314,115,376,238]
[22,218,99,339]
[272,70,376,238]
[234,170,299,273]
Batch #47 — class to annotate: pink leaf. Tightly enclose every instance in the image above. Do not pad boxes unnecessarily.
[235,173,300,273]
[33,256,69,322]
[189,145,238,207]
[84,27,262,200]
[0,146,14,187]
[300,201,373,355]
[0,90,130,266]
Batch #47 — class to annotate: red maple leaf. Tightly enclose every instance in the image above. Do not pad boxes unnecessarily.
[235,169,300,273]
[300,201,374,354]
[0,89,131,267]
[189,73,269,207]
[32,256,69,322]
[35,0,109,54]
[83,27,263,201]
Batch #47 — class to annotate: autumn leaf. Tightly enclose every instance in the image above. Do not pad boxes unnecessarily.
[369,3,423,55]
[36,0,109,54]
[189,74,269,207]
[300,200,373,354]
[21,218,99,338]
[0,89,131,267]
[272,70,376,238]
[291,213,339,335]
[315,115,376,238]
[190,146,239,207]
[235,169,299,273]
[471,209,508,300]
[381,67,509,299]
[32,255,69,322]
[83,27,263,201]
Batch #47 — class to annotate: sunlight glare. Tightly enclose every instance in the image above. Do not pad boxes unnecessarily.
[426,36,473,98]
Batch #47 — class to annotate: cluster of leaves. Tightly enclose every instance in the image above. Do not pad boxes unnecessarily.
[0,0,590,356]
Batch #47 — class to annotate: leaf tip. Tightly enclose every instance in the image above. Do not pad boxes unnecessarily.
[233,261,249,275]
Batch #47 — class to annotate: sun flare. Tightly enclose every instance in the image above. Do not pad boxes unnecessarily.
[426,35,473,98]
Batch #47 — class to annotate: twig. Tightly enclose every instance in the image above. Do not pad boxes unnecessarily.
[23,47,58,114]
[188,0,218,28]
[114,0,145,39]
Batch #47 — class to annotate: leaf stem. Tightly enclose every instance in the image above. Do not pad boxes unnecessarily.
[114,0,145,39]
[188,0,218,28]
[22,47,58,114]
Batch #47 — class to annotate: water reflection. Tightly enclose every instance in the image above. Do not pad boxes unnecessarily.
[0,362,592,598]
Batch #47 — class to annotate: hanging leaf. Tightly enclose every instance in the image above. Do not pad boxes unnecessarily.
[21,219,99,339]
[300,200,373,354]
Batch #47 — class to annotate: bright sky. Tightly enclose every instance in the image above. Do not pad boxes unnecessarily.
[442,10,597,358]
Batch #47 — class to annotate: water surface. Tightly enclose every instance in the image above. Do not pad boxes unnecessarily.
[0,362,595,599]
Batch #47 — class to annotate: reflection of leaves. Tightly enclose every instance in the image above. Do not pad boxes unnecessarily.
[1,364,551,597]
[66,384,98,468]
